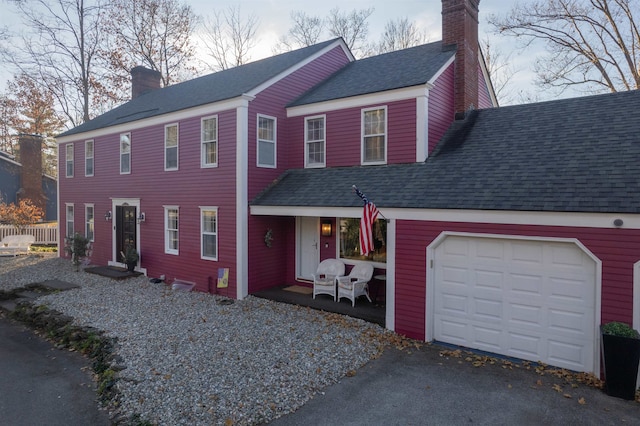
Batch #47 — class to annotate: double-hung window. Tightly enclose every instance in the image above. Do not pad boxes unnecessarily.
[85,140,94,177]
[165,124,178,170]
[85,204,94,242]
[362,107,387,164]
[164,206,179,254]
[66,144,74,178]
[200,207,218,260]
[339,217,387,263]
[257,114,276,168]
[305,115,326,168]
[201,116,218,167]
[120,133,131,174]
[65,204,74,238]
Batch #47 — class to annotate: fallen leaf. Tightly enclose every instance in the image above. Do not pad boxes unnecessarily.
[578,397,586,405]
[507,384,512,389]
[346,370,356,377]
[553,384,563,393]
[563,394,572,398]
[536,380,543,386]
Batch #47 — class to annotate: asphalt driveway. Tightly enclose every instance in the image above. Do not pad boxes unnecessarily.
[270,344,639,425]
[0,315,110,426]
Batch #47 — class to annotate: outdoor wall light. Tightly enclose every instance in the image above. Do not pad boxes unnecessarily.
[137,212,146,224]
[105,211,112,221]
[321,220,332,237]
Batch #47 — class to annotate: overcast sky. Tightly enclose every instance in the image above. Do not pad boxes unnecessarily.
[0,0,549,104]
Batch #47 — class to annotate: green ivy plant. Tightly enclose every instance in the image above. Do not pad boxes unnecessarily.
[64,233,91,271]
[601,322,640,339]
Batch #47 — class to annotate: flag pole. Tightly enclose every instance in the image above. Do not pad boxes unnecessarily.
[352,185,387,220]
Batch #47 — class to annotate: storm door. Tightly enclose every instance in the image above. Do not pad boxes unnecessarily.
[116,205,137,263]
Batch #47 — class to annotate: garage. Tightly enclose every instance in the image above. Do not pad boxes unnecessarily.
[430,234,599,373]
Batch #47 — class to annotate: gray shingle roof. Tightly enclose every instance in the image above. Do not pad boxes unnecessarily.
[252,90,640,214]
[59,39,342,138]
[289,41,455,106]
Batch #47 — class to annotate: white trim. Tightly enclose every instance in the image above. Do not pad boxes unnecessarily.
[416,93,429,162]
[237,102,249,299]
[65,203,74,238]
[108,198,146,274]
[84,139,94,177]
[65,143,74,178]
[478,47,499,108]
[287,85,432,118]
[425,231,602,375]
[385,219,396,331]
[56,95,255,144]
[119,133,131,175]
[84,203,95,242]
[250,205,640,230]
[164,205,179,255]
[201,115,219,168]
[634,261,640,331]
[256,113,277,168]
[247,39,353,97]
[427,54,456,86]
[304,114,326,168]
[199,206,219,261]
[361,105,387,165]
[164,123,179,171]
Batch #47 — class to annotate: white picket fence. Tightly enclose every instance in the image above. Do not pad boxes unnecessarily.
[0,223,58,245]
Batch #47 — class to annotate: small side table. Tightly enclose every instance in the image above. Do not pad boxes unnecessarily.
[371,274,386,304]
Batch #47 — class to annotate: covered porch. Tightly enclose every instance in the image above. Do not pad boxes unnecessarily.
[252,284,385,327]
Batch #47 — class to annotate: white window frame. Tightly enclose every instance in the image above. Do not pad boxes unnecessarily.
[65,203,74,238]
[120,133,131,174]
[201,115,218,168]
[85,140,94,177]
[85,204,94,242]
[257,114,277,168]
[164,123,179,171]
[66,144,74,178]
[164,206,179,255]
[304,115,326,168]
[200,206,218,260]
[361,106,387,165]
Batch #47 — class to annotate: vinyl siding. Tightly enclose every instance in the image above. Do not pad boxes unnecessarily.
[428,63,455,154]
[394,220,640,341]
[478,62,494,109]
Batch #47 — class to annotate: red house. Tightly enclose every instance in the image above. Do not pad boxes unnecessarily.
[58,0,640,375]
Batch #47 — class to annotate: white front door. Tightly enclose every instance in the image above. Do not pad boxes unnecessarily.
[432,235,598,373]
[297,217,319,281]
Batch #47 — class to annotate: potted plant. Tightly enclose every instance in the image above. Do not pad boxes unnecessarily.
[120,246,139,272]
[600,321,640,400]
[64,233,91,272]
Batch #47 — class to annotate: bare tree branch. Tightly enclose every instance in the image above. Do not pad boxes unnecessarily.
[326,7,374,58]
[376,17,430,54]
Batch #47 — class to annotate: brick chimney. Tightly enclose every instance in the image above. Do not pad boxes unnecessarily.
[131,66,162,99]
[17,134,45,213]
[442,0,480,116]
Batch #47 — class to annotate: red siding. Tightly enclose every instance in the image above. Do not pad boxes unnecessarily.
[428,63,455,154]
[477,63,494,109]
[395,220,640,341]
[246,45,351,291]
[59,108,239,294]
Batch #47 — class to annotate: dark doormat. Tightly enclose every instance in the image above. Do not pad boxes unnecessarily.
[84,266,143,280]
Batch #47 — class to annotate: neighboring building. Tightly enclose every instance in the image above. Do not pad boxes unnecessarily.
[0,134,57,222]
[57,0,640,375]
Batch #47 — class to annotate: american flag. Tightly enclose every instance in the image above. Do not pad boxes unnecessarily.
[353,186,379,256]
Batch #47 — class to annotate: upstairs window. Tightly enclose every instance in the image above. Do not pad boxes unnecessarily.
[65,144,74,178]
[164,206,179,254]
[200,207,218,260]
[362,107,387,164]
[257,114,276,168]
[305,115,326,168]
[85,140,94,177]
[120,133,131,174]
[201,116,218,167]
[165,124,178,171]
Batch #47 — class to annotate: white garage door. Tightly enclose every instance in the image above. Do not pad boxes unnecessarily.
[433,235,597,373]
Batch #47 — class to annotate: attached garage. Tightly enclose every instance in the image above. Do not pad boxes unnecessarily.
[427,233,600,373]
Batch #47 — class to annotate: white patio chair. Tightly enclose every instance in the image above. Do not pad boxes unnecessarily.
[312,259,345,301]
[337,263,374,307]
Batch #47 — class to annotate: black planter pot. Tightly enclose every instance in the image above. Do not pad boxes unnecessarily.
[601,328,640,400]
[126,262,136,272]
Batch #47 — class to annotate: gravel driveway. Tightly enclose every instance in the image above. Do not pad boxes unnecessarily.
[0,254,391,425]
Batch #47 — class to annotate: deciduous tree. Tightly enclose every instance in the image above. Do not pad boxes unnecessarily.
[376,18,430,54]
[0,199,44,231]
[489,0,640,95]
[326,7,374,58]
